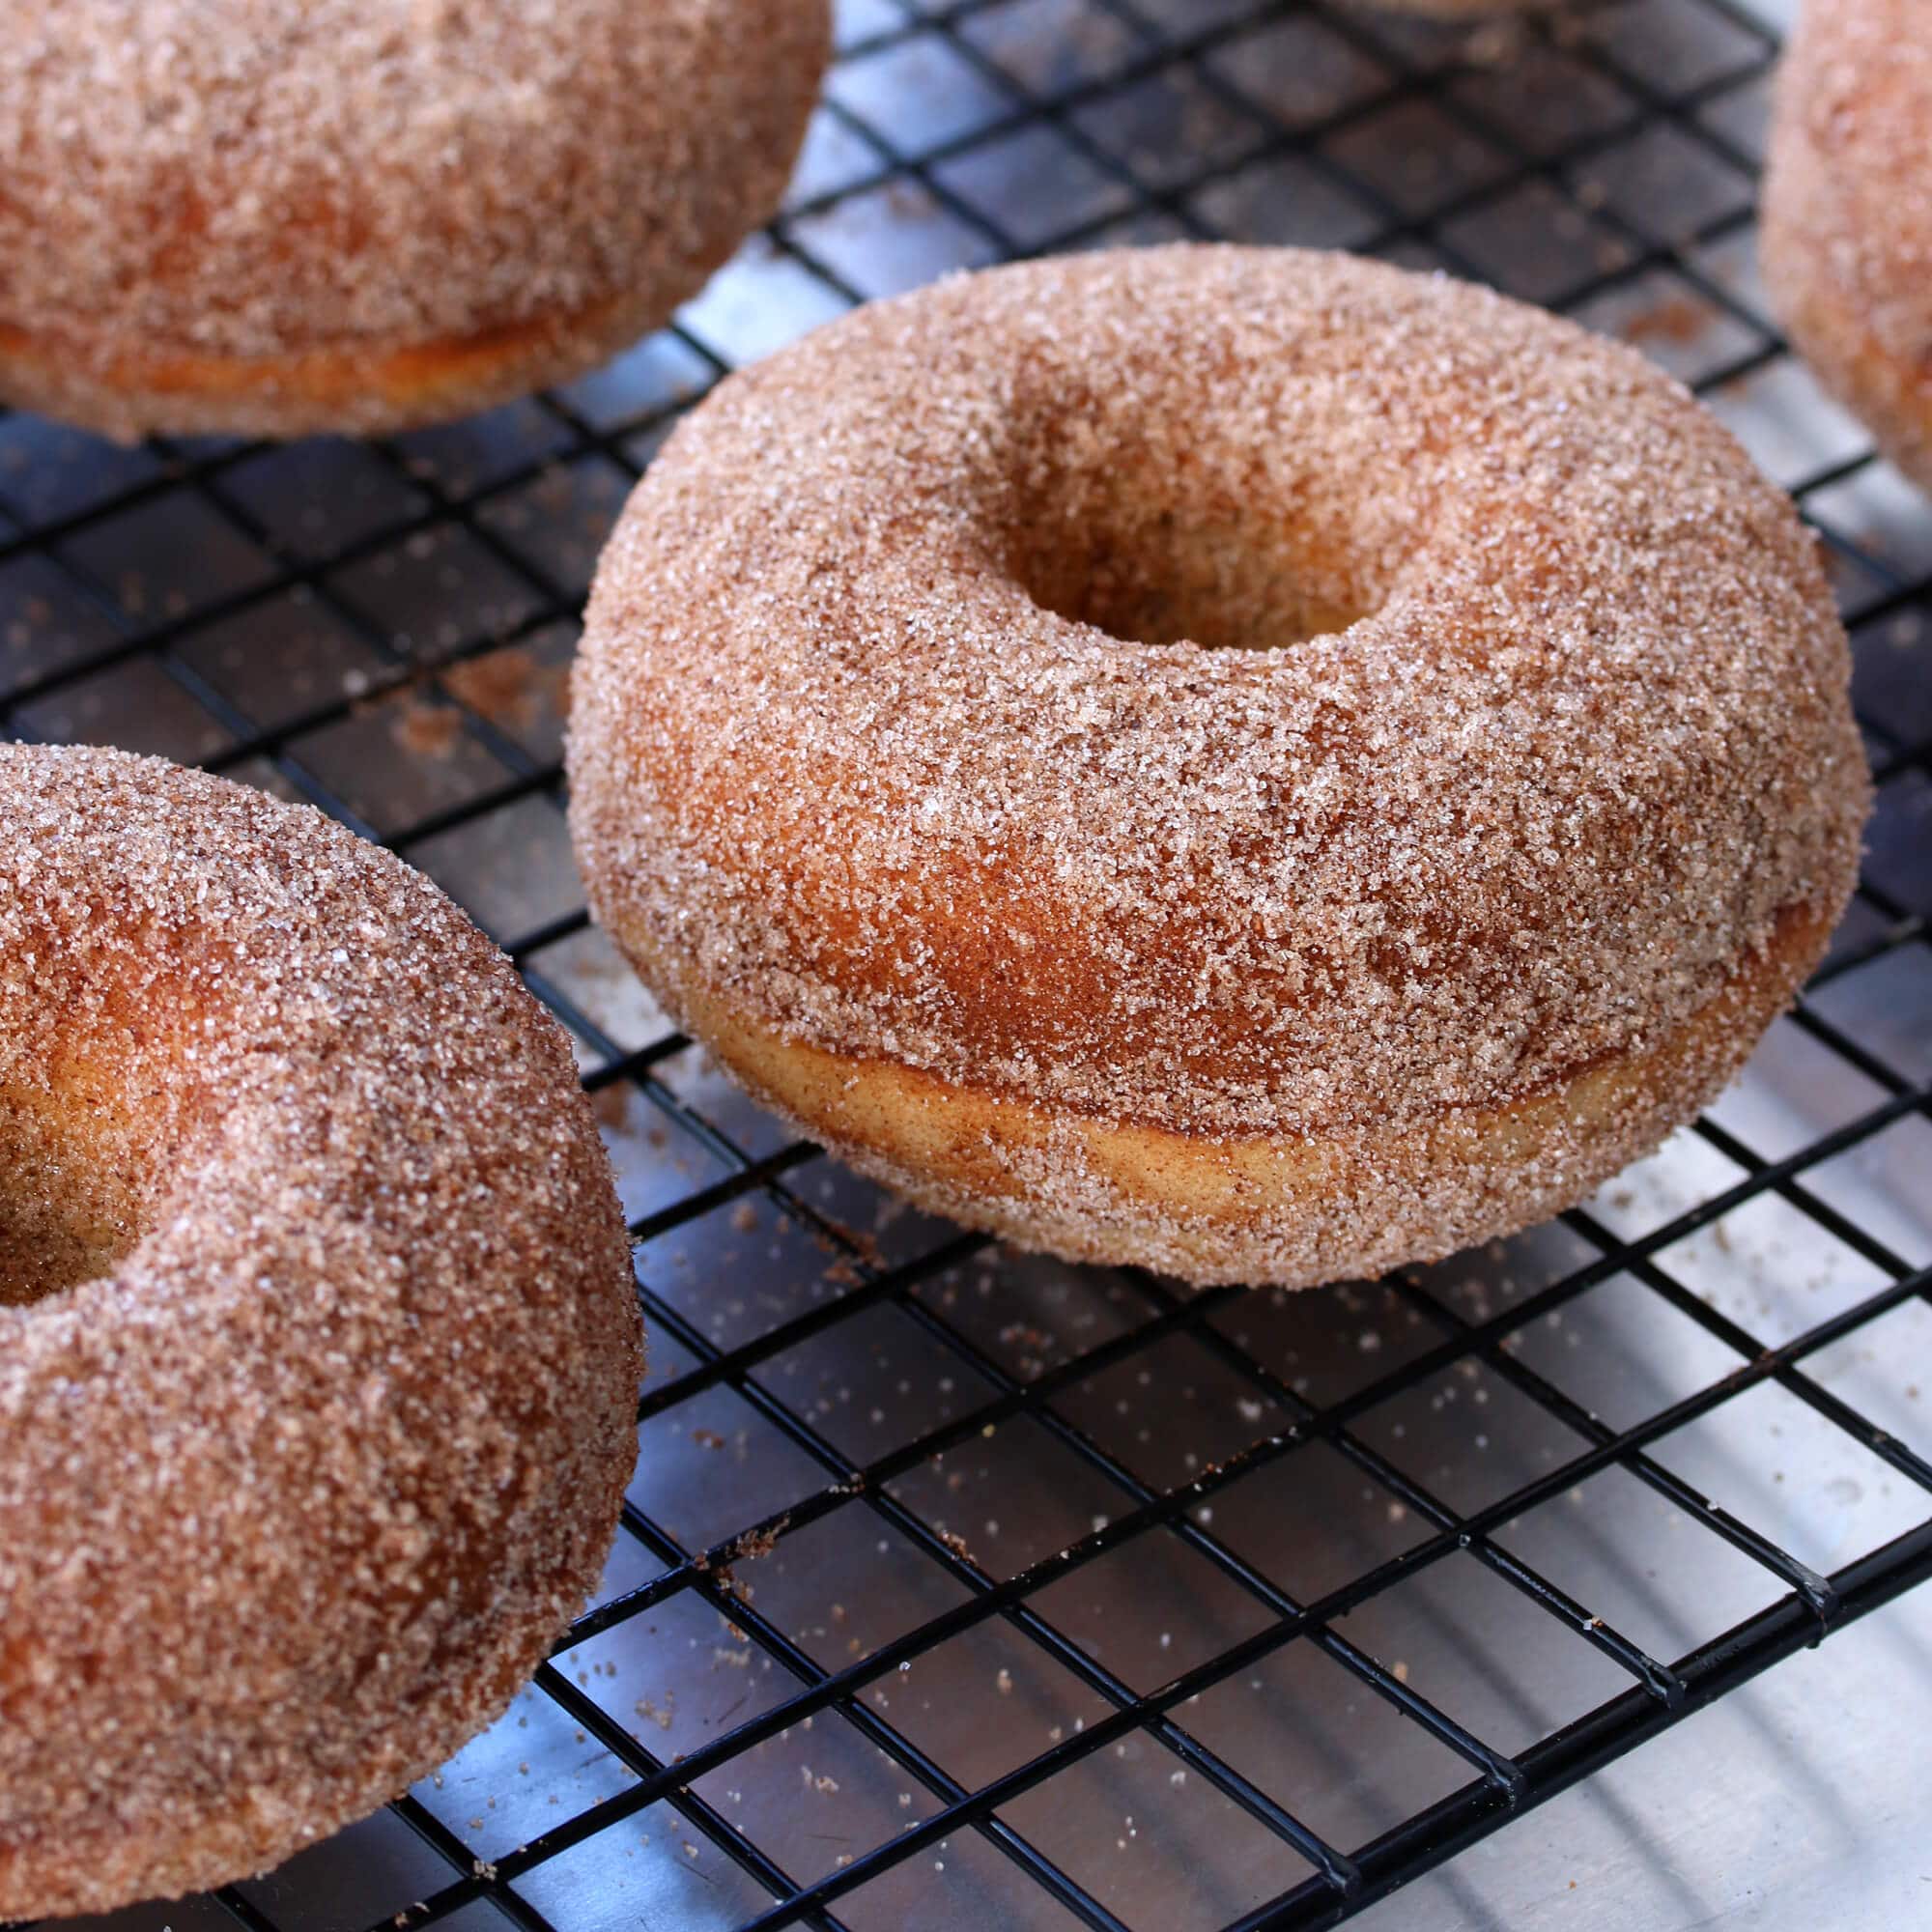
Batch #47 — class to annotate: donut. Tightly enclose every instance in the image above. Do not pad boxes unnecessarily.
[0,745,641,1918]
[568,246,1867,1291]
[1762,0,1932,494]
[0,0,830,441]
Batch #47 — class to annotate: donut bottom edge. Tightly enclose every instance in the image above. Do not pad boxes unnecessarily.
[0,287,669,443]
[632,896,1835,1291]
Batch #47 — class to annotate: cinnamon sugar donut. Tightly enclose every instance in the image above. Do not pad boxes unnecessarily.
[0,746,641,1918]
[1762,0,1932,494]
[0,0,829,441]
[568,246,1867,1290]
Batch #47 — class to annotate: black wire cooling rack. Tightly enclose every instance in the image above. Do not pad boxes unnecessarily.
[7,1,1932,1929]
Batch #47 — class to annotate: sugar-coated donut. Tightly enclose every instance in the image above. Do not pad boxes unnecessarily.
[0,746,641,1918]
[568,246,1867,1291]
[1762,0,1932,494]
[0,0,829,441]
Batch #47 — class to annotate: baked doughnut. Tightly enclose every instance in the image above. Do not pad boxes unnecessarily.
[568,245,1867,1290]
[0,0,829,441]
[1762,0,1932,494]
[0,745,641,1917]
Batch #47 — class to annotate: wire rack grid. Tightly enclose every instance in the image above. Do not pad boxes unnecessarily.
[5,1,1931,1929]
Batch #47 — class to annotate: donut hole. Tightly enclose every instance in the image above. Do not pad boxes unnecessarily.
[0,1072,162,1308]
[1001,440,1389,651]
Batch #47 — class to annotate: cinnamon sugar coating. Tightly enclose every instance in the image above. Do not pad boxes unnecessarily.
[1762,0,1932,494]
[569,245,1867,1285]
[0,0,829,440]
[0,745,641,1918]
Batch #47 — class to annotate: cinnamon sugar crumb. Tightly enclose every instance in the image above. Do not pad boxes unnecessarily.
[444,647,544,734]
[1619,295,1718,348]
[394,701,464,760]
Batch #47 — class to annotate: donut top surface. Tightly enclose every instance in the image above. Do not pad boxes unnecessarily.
[573,245,1867,1143]
[0,745,638,1906]
[1775,0,1932,366]
[0,0,820,356]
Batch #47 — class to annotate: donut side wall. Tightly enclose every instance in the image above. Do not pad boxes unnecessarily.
[607,897,1834,1289]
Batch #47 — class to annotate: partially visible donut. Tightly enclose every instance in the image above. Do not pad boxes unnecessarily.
[568,245,1867,1290]
[1763,0,1932,493]
[0,0,830,440]
[0,745,642,1918]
